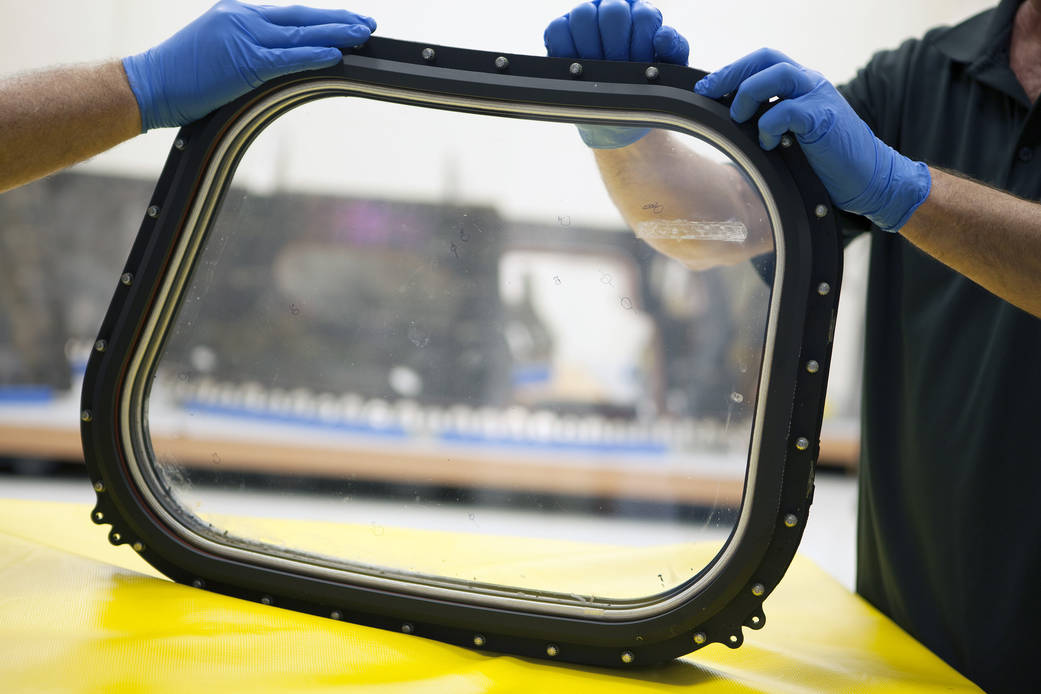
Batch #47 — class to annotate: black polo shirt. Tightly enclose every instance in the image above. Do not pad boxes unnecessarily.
[836,1,1041,691]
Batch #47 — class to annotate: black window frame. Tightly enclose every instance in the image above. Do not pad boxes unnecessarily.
[81,36,841,668]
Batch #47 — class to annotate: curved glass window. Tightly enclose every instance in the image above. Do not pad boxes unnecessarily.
[83,40,839,666]
[142,93,777,607]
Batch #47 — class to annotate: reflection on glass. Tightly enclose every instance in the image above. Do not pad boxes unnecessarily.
[145,96,775,606]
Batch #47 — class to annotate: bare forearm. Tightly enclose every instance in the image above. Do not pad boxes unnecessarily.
[0,60,140,193]
[592,130,773,270]
[902,168,1041,318]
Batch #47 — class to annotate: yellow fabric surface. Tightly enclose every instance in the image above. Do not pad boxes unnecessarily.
[200,509,723,600]
[0,498,980,693]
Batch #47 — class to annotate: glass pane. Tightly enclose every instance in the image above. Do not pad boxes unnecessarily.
[145,95,776,606]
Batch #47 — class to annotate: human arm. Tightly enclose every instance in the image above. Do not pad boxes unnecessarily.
[900,169,1041,318]
[589,130,775,270]
[0,0,376,194]
[544,1,773,269]
[0,61,139,193]
[696,48,1041,318]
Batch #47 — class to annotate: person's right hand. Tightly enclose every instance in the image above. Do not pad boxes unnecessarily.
[123,0,377,132]
[544,1,689,148]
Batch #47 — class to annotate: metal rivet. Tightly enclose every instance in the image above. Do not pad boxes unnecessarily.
[546,644,559,657]
[472,634,486,647]
[93,480,105,492]
[569,62,583,77]
[805,360,820,374]
[260,596,273,605]
[620,650,635,664]
[146,205,160,218]
[784,513,799,528]
[751,615,761,625]
[401,623,414,634]
[817,282,832,296]
[94,339,107,352]
[693,632,707,645]
[330,610,342,620]
[814,204,829,218]
[795,437,810,451]
[132,542,145,552]
[81,409,93,422]
[645,65,660,81]
[174,138,186,150]
[729,635,739,644]
[751,583,765,597]
[192,579,205,589]
[110,532,121,542]
[93,511,104,521]
[494,56,509,71]
[120,272,133,286]
[421,47,436,61]
[780,135,793,148]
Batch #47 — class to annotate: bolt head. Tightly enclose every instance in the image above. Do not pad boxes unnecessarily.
[260,596,273,605]
[94,339,107,352]
[81,409,93,423]
[780,135,794,148]
[120,272,133,286]
[569,62,583,77]
[546,644,559,657]
[421,47,436,61]
[645,66,660,81]
[817,282,832,296]
[784,513,799,528]
[472,634,486,647]
[330,610,342,620]
[620,650,635,664]
[146,205,160,218]
[814,204,829,218]
[693,632,707,645]
[192,579,204,589]
[92,480,105,492]
[174,138,186,150]
[795,437,810,451]
[751,583,765,597]
[401,623,414,634]
[132,542,145,552]
[110,532,121,543]
[805,360,820,374]
[494,56,509,70]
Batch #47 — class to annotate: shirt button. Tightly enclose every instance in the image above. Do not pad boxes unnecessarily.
[1018,146,1034,162]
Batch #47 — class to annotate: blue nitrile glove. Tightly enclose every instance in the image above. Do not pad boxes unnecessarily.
[544,0,689,148]
[694,48,930,232]
[123,0,377,132]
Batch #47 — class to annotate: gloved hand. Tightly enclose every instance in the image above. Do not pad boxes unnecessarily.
[544,0,689,148]
[694,48,930,232]
[123,0,377,132]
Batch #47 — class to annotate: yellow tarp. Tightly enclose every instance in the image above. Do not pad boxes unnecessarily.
[0,498,980,693]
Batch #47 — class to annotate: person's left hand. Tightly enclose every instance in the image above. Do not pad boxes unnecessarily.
[694,48,930,232]
[123,0,377,131]
[544,0,688,148]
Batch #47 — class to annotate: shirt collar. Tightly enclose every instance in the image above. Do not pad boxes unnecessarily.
[932,0,1028,104]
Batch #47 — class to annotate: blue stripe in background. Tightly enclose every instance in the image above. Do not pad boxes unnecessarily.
[438,431,666,456]
[0,386,56,404]
[182,400,666,455]
[184,401,408,438]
